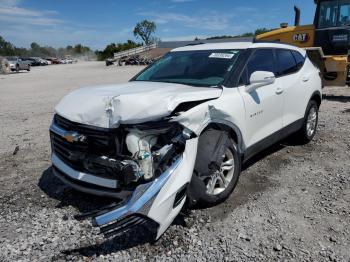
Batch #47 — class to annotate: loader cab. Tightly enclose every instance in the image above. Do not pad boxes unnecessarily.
[314,0,350,55]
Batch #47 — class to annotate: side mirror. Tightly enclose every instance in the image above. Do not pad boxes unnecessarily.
[246,71,276,93]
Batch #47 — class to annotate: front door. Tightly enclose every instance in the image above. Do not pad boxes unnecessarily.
[238,49,284,148]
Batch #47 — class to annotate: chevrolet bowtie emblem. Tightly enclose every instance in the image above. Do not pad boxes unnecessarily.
[63,131,86,143]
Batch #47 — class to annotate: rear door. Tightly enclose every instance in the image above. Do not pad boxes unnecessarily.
[274,49,307,127]
[238,48,284,148]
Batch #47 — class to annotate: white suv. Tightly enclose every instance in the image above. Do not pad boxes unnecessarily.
[50,42,322,239]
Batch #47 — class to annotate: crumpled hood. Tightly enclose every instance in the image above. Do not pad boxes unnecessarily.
[55,81,222,128]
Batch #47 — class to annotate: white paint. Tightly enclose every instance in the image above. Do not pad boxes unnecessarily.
[148,137,198,238]
[55,81,222,128]
[172,42,307,55]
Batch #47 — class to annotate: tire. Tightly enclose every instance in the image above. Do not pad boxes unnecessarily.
[16,64,19,72]
[187,129,241,207]
[295,100,319,144]
[27,65,31,71]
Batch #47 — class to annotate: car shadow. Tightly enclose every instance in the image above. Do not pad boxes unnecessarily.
[6,71,31,75]
[61,225,157,257]
[38,167,116,213]
[242,142,286,171]
[322,94,350,103]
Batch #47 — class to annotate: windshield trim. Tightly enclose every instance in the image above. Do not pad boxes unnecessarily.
[132,79,222,88]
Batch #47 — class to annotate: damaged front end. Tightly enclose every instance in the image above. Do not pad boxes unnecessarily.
[50,114,198,239]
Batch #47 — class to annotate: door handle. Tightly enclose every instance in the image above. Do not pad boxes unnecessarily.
[276,88,284,95]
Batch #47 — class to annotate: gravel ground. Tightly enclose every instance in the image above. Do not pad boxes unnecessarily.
[0,62,349,261]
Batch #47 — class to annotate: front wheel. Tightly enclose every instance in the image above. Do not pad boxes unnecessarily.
[187,130,241,207]
[295,100,319,144]
[27,65,31,71]
[16,64,19,72]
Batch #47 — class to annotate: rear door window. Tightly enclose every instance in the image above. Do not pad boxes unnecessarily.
[275,49,299,77]
[291,51,306,70]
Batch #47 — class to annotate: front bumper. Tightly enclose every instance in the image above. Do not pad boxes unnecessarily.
[50,121,198,239]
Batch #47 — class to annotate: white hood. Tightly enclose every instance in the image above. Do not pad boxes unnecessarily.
[55,81,222,128]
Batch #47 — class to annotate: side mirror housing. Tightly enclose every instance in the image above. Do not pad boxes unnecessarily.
[246,71,276,93]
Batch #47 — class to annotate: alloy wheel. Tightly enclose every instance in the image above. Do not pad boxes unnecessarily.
[206,148,235,195]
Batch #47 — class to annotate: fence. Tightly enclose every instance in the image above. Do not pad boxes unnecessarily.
[114,43,158,59]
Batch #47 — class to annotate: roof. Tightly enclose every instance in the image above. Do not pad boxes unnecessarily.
[157,37,253,49]
[171,41,306,55]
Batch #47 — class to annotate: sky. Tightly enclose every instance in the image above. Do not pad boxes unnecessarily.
[0,0,316,50]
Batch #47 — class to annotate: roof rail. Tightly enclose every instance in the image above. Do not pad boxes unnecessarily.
[253,38,299,48]
[252,38,281,44]
[185,42,206,46]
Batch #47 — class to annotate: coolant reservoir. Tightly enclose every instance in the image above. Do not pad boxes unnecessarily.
[126,130,157,180]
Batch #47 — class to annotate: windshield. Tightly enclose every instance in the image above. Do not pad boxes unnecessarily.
[318,0,350,28]
[133,49,241,87]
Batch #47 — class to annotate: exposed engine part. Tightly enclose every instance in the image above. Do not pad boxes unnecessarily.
[84,156,143,186]
[124,124,191,180]
[126,130,158,180]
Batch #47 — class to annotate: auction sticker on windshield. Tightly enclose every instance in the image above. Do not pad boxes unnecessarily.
[209,53,235,59]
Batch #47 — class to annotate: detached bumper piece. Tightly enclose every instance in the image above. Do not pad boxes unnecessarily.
[91,157,182,235]
[98,214,158,238]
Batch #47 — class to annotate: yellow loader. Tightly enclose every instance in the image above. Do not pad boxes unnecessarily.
[256,0,350,86]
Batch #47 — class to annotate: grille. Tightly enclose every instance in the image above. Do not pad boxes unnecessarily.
[51,114,121,174]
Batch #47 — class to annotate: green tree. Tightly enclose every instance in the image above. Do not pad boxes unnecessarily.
[133,20,157,45]
[30,42,40,50]
[254,28,271,36]
[95,40,141,61]
[0,36,15,56]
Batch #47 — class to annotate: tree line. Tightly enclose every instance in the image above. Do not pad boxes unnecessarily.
[0,36,94,58]
[206,28,271,40]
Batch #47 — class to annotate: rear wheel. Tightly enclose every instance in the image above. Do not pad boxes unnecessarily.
[295,100,319,144]
[27,65,31,71]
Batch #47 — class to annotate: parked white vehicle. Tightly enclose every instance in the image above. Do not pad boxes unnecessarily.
[7,57,31,72]
[50,42,322,239]
[44,59,52,65]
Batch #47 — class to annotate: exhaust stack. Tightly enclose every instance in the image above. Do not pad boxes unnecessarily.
[294,6,301,26]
